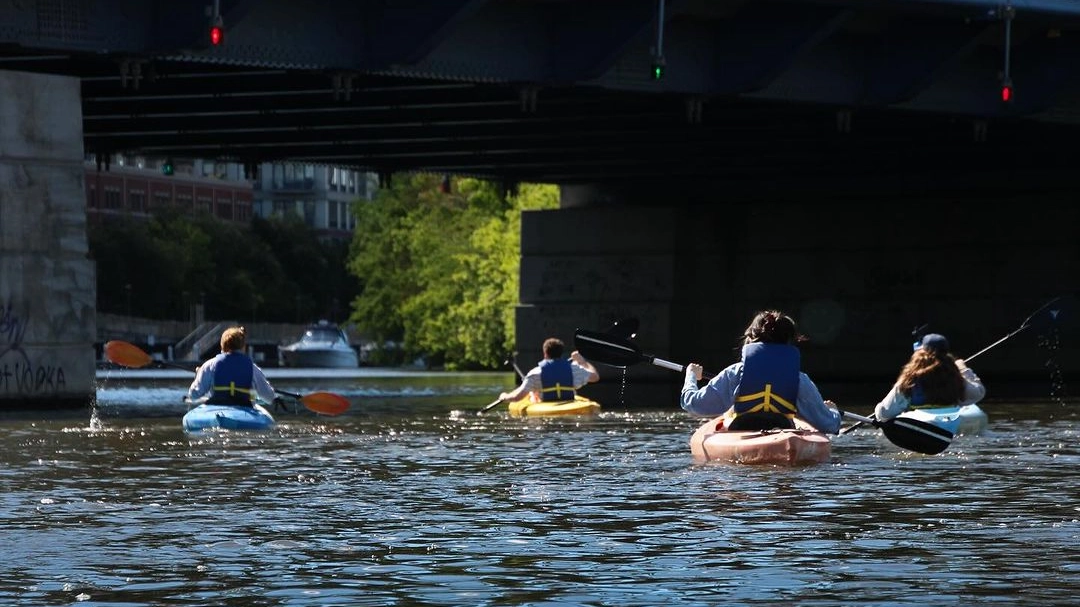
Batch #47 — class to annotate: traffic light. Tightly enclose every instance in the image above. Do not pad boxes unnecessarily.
[209,15,224,46]
[651,56,666,81]
[1001,79,1013,103]
[162,158,174,176]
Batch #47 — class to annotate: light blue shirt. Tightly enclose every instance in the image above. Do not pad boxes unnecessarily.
[680,362,843,434]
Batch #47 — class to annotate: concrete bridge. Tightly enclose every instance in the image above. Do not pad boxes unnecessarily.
[1,0,1078,410]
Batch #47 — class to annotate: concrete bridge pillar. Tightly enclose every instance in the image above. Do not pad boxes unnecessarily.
[0,70,96,410]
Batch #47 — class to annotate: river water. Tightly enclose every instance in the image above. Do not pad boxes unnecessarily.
[1,370,1076,606]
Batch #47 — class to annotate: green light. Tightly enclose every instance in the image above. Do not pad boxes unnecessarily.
[651,57,666,81]
[162,160,174,176]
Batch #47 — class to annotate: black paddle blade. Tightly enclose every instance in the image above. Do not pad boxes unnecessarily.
[574,329,646,368]
[878,417,954,455]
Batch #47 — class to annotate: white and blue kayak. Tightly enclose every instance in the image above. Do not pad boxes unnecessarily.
[182,403,276,433]
[902,404,988,436]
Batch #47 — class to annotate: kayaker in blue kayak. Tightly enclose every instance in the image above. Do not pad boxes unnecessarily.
[874,333,985,421]
[498,337,600,403]
[186,326,279,408]
[680,310,843,434]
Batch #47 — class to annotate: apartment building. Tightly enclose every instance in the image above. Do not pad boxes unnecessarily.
[84,155,376,240]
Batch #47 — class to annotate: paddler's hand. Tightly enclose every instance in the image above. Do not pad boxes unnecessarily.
[686,363,703,382]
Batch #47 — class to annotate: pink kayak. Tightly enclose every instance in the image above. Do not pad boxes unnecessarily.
[689,416,831,466]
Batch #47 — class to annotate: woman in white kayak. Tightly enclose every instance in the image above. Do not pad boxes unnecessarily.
[874,333,986,421]
[680,310,843,434]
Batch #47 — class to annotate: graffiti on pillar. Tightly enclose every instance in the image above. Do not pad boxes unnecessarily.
[0,298,67,395]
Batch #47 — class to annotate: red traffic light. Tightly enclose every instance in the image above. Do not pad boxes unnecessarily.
[209,25,224,46]
[1001,85,1012,103]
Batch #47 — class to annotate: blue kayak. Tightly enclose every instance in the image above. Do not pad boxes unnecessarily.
[182,403,276,433]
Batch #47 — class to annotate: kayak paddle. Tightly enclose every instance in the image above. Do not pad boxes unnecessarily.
[103,340,350,416]
[573,328,712,377]
[963,294,1070,363]
[841,410,953,455]
[477,398,504,415]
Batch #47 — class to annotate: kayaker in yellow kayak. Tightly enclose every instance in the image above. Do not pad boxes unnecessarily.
[498,337,600,404]
[680,310,843,434]
[874,333,985,421]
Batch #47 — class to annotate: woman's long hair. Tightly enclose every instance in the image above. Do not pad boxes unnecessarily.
[895,348,964,404]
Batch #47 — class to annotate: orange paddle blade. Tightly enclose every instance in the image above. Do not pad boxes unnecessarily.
[300,391,350,416]
[104,340,154,369]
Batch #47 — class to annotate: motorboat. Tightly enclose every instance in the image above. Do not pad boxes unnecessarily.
[278,320,359,368]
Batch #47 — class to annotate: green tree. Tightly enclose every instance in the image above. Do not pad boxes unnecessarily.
[89,210,359,324]
[347,174,557,369]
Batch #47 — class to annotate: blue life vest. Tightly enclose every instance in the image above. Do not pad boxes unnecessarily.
[538,358,575,402]
[209,352,256,406]
[910,383,929,407]
[729,342,800,430]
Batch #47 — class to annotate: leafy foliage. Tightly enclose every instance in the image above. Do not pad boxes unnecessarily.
[348,174,558,369]
[88,210,359,324]
[89,174,553,370]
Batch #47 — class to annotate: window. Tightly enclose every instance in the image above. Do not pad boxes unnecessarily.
[128,189,146,213]
[152,191,171,209]
[176,191,193,211]
[104,187,122,210]
[329,201,340,228]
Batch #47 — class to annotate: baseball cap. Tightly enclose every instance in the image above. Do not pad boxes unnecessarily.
[914,333,949,353]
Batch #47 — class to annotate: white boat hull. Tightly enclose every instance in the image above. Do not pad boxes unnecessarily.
[278,321,360,368]
[280,348,358,369]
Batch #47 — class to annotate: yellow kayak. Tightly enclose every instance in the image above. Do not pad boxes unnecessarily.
[507,395,601,417]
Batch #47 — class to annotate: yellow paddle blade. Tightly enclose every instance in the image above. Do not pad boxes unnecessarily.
[104,340,154,369]
[300,391,350,416]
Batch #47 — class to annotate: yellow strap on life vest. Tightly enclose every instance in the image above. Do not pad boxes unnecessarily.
[213,381,253,397]
[540,383,574,400]
[734,383,797,416]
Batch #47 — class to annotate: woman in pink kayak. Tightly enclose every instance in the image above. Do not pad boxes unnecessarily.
[680,310,843,434]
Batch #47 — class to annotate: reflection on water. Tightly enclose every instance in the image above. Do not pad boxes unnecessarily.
[91,369,515,418]
[2,375,1077,607]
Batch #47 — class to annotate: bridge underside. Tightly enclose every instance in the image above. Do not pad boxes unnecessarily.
[1,0,1080,184]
